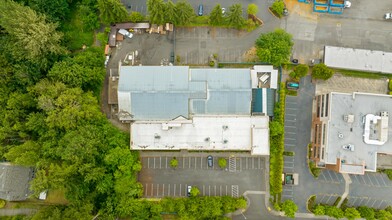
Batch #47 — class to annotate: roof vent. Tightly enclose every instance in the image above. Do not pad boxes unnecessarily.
[338,133,344,139]
[205,137,210,142]
[154,134,161,139]
[223,139,228,144]
[222,125,229,130]
[344,114,355,123]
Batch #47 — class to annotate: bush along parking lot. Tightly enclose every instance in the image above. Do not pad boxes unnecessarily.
[270,83,286,202]
[310,196,392,220]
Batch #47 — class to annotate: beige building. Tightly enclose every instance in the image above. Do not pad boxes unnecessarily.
[311,92,392,175]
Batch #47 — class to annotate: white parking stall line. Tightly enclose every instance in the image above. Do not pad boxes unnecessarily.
[214,185,217,196]
[285,143,296,147]
[252,157,255,169]
[380,175,388,186]
[360,175,367,185]
[246,158,248,170]
[160,157,162,169]
[162,184,165,197]
[220,186,222,196]
[359,197,365,206]
[166,157,168,169]
[189,157,191,169]
[285,137,296,140]
[319,195,326,203]
[209,185,211,196]
[168,184,171,196]
[325,195,333,204]
[201,157,203,169]
[157,184,159,197]
[286,131,296,134]
[327,171,334,182]
[174,184,176,196]
[226,185,228,196]
[148,158,150,169]
[151,184,154,197]
[286,113,297,117]
[371,200,377,207]
[154,157,156,169]
[373,175,381,186]
[285,125,296,128]
[351,197,357,206]
[367,174,375,186]
[145,183,148,197]
[258,157,261,169]
[365,198,371,206]
[179,184,182,197]
[182,158,185,169]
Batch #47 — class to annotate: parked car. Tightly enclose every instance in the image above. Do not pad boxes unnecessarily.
[286,82,299,90]
[187,185,192,197]
[118,29,133,38]
[222,8,226,14]
[344,1,351,8]
[198,4,203,16]
[207,155,213,167]
[385,13,392,20]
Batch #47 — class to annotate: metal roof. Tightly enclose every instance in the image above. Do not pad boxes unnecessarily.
[0,163,32,201]
[118,66,252,120]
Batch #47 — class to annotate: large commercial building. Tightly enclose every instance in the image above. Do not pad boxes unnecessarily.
[117,65,278,155]
[311,92,392,174]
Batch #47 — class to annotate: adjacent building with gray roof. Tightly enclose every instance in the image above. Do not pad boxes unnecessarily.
[0,163,33,201]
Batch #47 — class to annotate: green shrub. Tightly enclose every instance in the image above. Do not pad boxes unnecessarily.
[283,151,295,156]
[325,206,344,219]
[309,161,321,177]
[218,158,227,169]
[312,63,334,80]
[313,205,325,216]
[389,80,392,90]
[358,206,375,220]
[209,60,215,67]
[170,157,178,168]
[345,207,361,220]
[274,202,281,211]
[307,195,316,211]
[0,199,5,208]
[271,0,285,17]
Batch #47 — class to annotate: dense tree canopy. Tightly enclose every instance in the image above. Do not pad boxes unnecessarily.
[28,0,70,23]
[147,0,166,24]
[0,0,66,69]
[281,200,298,218]
[97,0,129,24]
[255,29,293,66]
[175,0,195,25]
[226,4,246,29]
[209,4,224,25]
[311,63,334,80]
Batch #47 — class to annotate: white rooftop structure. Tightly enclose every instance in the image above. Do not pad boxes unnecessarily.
[326,92,392,174]
[251,65,278,89]
[324,46,392,74]
[131,115,270,155]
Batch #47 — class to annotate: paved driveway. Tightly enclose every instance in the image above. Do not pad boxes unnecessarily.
[139,153,266,198]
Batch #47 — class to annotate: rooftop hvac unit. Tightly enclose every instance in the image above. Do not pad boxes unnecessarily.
[222,125,229,130]
[204,137,210,142]
[223,139,228,144]
[154,134,161,139]
[343,114,355,123]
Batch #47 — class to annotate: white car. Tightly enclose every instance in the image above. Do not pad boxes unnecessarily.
[386,13,392,20]
[344,1,351,8]
[222,8,226,14]
[118,29,133,38]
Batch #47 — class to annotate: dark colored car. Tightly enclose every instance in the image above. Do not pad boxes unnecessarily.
[198,4,203,16]
[207,155,213,167]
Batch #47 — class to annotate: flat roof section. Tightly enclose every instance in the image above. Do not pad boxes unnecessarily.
[324,46,392,74]
[326,92,392,173]
[131,116,269,155]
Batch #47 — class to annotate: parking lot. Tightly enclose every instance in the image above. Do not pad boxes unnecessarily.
[350,173,392,188]
[139,155,265,198]
[318,169,345,184]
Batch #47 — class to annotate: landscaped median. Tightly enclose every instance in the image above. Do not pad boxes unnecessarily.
[269,82,286,202]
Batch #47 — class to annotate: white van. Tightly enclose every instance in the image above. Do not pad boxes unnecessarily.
[118,29,133,38]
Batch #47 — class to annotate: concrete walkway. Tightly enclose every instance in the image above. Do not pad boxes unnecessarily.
[337,173,352,208]
[0,208,35,216]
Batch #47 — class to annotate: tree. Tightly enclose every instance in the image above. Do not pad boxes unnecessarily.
[130,11,144,22]
[247,3,258,15]
[97,0,129,24]
[325,206,344,219]
[209,4,224,25]
[281,200,298,218]
[165,0,177,24]
[28,0,70,23]
[190,186,200,197]
[255,29,293,66]
[78,5,100,31]
[0,0,66,69]
[290,64,309,80]
[272,0,285,17]
[175,0,194,25]
[375,209,392,220]
[358,206,375,220]
[147,0,166,25]
[311,63,334,80]
[345,207,361,220]
[226,4,246,29]
[218,158,227,169]
[313,205,325,216]
[170,157,178,168]
[269,121,283,137]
